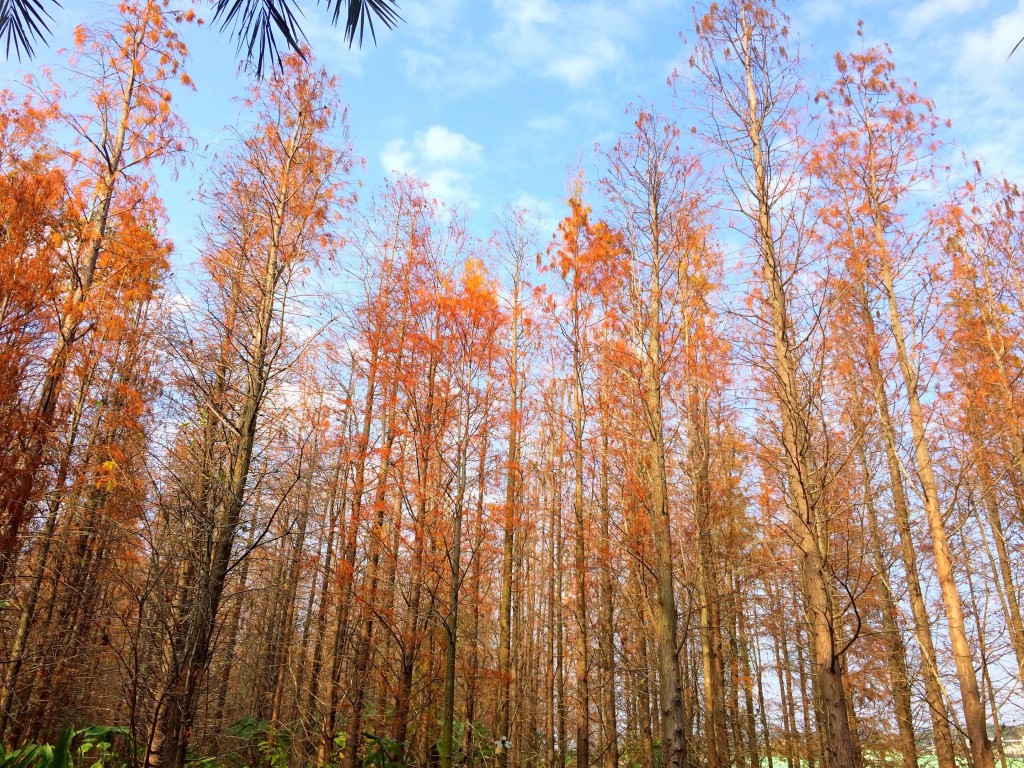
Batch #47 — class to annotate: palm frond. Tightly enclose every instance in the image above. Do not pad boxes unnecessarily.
[0,0,401,75]
[212,0,306,77]
[329,0,403,48]
[0,0,57,60]
[212,0,402,76]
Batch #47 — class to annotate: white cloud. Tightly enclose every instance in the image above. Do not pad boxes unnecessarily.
[904,0,983,28]
[546,38,621,89]
[379,125,484,207]
[491,0,629,89]
[400,0,469,38]
[380,139,414,174]
[394,0,652,94]
[499,0,557,30]
[528,114,568,132]
[419,125,483,165]
[943,3,1024,178]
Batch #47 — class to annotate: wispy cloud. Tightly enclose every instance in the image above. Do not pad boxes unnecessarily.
[903,0,984,29]
[945,1,1024,178]
[393,0,666,95]
[491,0,627,89]
[380,125,484,207]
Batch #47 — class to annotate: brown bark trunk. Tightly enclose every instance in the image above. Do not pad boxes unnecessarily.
[733,9,857,764]
[597,387,619,768]
[858,445,918,768]
[878,253,994,768]
[853,282,956,768]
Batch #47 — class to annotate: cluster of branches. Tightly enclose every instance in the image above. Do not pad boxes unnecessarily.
[1,4,1023,768]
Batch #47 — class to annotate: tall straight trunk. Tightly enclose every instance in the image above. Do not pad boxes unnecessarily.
[793,617,817,768]
[751,600,774,768]
[0,55,140,586]
[639,214,687,768]
[546,452,557,768]
[972,440,1024,681]
[877,252,994,768]
[736,574,760,768]
[570,332,590,768]
[857,445,918,768]
[731,9,856,764]
[853,282,956,768]
[770,582,796,768]
[522,521,540,766]
[344,369,401,768]
[637,628,656,768]
[597,388,618,768]
[463,418,489,768]
[693,398,728,768]
[498,252,523,768]
[440,392,472,768]
[555,441,567,768]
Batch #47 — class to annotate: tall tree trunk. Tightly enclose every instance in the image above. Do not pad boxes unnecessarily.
[857,444,918,768]
[440,391,472,768]
[597,387,618,768]
[972,440,1024,681]
[693,397,728,768]
[877,251,994,768]
[732,7,857,762]
[145,102,310,768]
[570,325,590,768]
[498,241,524,768]
[853,282,956,768]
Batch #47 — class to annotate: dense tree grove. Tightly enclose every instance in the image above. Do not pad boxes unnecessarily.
[2,3,1023,768]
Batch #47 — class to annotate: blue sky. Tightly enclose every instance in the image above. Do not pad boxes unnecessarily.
[2,0,1023,257]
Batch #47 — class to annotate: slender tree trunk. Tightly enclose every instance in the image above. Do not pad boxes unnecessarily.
[570,317,590,768]
[440,392,472,768]
[973,441,1024,681]
[545,438,557,768]
[498,255,523,768]
[752,599,774,768]
[857,444,918,768]
[597,387,618,768]
[343,370,400,768]
[0,371,91,736]
[853,282,956,768]
[693,399,729,768]
[0,58,138,585]
[145,104,311,768]
[638,229,688,768]
[877,253,994,768]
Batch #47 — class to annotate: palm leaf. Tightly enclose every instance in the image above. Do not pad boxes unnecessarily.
[0,0,57,59]
[212,0,402,76]
[1,0,402,74]
[330,0,403,47]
